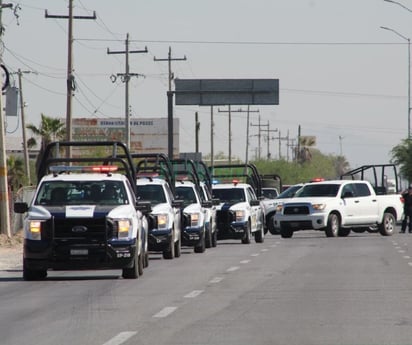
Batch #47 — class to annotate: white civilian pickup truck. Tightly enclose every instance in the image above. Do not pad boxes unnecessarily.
[274,180,404,238]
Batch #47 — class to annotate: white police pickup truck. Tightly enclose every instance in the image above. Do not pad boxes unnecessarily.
[134,153,183,260]
[274,179,404,238]
[211,163,265,244]
[14,141,150,280]
[172,159,213,254]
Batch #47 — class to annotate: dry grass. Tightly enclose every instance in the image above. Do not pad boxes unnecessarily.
[0,230,24,248]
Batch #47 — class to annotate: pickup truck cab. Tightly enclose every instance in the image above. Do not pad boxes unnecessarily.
[274,180,404,238]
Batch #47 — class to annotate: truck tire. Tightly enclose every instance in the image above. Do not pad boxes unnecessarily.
[205,222,212,248]
[325,213,339,237]
[163,237,175,259]
[242,222,252,244]
[211,229,217,247]
[255,226,264,243]
[338,227,351,237]
[268,214,279,235]
[174,232,181,258]
[23,259,47,281]
[194,234,206,253]
[122,253,140,279]
[379,212,396,236]
[280,225,293,238]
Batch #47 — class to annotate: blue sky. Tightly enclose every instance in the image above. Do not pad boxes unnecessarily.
[2,0,411,169]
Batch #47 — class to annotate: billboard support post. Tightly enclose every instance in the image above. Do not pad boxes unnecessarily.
[167,91,174,158]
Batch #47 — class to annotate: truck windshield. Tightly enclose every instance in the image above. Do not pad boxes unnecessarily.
[34,181,127,206]
[212,188,245,203]
[136,184,166,205]
[295,184,340,197]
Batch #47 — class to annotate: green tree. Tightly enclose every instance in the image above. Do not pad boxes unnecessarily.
[27,113,66,175]
[7,155,26,191]
[390,138,412,182]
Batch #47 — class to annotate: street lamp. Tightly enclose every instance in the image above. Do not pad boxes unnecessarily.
[381,25,411,140]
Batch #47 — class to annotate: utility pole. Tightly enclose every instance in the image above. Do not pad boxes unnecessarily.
[250,115,268,160]
[154,46,186,158]
[154,46,187,92]
[15,69,34,184]
[218,107,259,163]
[195,111,200,153]
[45,0,96,157]
[217,105,233,164]
[107,33,147,148]
[0,0,13,236]
[260,121,278,160]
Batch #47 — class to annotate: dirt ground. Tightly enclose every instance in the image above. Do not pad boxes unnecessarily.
[0,230,23,249]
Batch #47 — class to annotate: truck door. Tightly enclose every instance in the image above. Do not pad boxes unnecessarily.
[352,182,380,223]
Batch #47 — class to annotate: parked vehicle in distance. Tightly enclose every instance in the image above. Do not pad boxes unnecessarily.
[274,179,404,238]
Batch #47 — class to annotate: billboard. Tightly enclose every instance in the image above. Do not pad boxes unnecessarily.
[71,118,179,155]
[175,79,279,106]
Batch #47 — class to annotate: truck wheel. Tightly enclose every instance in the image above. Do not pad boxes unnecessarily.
[194,234,206,253]
[280,225,293,238]
[122,253,140,279]
[379,212,395,236]
[255,226,264,243]
[211,229,217,247]
[23,259,47,281]
[325,213,339,237]
[174,232,181,258]
[163,237,175,259]
[205,223,212,248]
[241,222,251,244]
[268,214,278,235]
[338,228,351,237]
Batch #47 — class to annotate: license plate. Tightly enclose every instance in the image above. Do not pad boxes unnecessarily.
[70,249,88,255]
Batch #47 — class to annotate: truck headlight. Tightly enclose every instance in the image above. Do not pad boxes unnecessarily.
[118,219,131,238]
[29,220,42,240]
[190,213,200,227]
[235,210,245,222]
[157,214,169,229]
[312,204,326,211]
[275,204,283,212]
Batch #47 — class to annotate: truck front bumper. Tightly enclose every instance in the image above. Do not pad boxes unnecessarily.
[274,213,328,230]
[23,238,137,271]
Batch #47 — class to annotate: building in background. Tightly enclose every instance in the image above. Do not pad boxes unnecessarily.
[72,117,179,156]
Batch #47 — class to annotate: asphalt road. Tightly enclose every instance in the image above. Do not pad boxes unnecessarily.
[1,229,412,345]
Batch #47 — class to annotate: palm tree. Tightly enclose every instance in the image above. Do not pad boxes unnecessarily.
[333,155,351,177]
[7,155,26,191]
[26,113,66,175]
[390,138,412,183]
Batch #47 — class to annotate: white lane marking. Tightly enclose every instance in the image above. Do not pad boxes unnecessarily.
[395,246,401,250]
[102,332,137,345]
[226,266,239,272]
[153,306,178,318]
[270,244,277,248]
[240,260,250,264]
[250,253,259,257]
[404,255,411,259]
[399,250,406,253]
[209,277,223,284]
[184,290,204,298]
[408,262,412,267]
[261,248,269,252]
